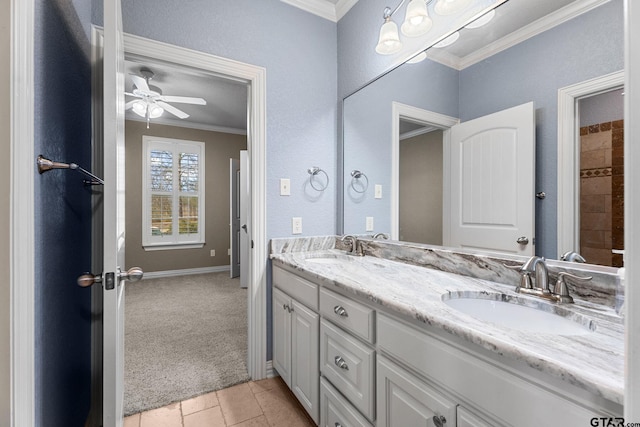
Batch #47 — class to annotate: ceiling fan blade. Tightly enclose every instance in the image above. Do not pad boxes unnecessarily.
[160,95,206,105]
[131,74,150,92]
[125,100,137,110]
[157,101,189,119]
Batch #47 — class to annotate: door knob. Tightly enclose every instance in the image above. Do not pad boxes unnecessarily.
[77,267,143,288]
[77,272,102,288]
[241,224,247,233]
[516,236,529,245]
[119,267,144,282]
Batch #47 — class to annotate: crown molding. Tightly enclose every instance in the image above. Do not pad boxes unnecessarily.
[280,0,358,22]
[426,0,612,71]
[125,116,247,135]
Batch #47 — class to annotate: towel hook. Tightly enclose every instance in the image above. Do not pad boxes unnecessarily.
[350,170,369,193]
[37,155,104,185]
[307,166,329,191]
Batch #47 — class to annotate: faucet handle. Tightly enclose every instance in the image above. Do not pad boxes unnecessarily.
[554,272,592,303]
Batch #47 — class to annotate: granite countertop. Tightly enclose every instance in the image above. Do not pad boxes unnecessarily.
[270,248,624,405]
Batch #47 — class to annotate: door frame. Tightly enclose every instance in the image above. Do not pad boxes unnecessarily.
[121,33,268,380]
[556,70,624,257]
[390,102,458,243]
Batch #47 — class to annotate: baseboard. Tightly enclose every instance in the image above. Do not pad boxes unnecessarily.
[143,265,231,279]
[266,360,277,378]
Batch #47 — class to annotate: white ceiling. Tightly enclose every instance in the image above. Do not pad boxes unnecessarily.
[125,0,607,133]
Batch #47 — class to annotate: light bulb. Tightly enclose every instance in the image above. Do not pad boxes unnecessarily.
[132,100,147,117]
[376,19,402,55]
[401,0,432,37]
[148,104,164,118]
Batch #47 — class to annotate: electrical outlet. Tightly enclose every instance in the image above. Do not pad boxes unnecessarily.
[375,184,382,199]
[228,248,231,256]
[210,250,215,257]
[280,178,291,196]
[292,217,302,234]
[366,216,374,232]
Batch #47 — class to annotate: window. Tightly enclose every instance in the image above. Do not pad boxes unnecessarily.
[142,136,205,250]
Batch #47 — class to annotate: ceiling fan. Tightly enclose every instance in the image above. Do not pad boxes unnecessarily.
[125,67,207,127]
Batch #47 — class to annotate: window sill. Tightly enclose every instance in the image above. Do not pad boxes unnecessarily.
[143,243,205,251]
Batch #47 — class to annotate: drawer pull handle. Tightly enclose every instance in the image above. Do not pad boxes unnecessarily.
[334,356,349,371]
[282,304,293,313]
[335,423,343,427]
[333,305,348,317]
[433,415,447,427]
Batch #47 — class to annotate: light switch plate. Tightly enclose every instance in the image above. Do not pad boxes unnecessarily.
[375,184,382,199]
[292,217,302,234]
[280,178,291,196]
[366,217,374,232]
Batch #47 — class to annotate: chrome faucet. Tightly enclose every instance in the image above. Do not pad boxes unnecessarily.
[561,251,586,263]
[507,256,592,303]
[340,235,364,256]
[372,232,389,240]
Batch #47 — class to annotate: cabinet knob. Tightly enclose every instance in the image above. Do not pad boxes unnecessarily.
[334,356,349,371]
[432,415,447,427]
[335,423,343,427]
[333,305,348,317]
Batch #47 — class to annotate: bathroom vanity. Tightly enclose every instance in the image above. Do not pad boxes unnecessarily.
[270,236,623,427]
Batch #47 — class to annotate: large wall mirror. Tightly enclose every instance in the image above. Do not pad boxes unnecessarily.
[342,0,624,266]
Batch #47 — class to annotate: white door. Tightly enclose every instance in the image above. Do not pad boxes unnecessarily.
[102,0,142,425]
[230,158,240,278]
[239,150,249,288]
[272,288,292,386]
[450,102,535,255]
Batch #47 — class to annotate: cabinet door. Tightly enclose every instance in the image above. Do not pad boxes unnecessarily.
[273,288,292,387]
[291,299,320,424]
[377,355,457,427]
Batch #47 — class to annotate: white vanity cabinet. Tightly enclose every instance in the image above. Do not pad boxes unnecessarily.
[272,267,320,424]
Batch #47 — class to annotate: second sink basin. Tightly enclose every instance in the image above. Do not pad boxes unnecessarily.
[443,293,596,335]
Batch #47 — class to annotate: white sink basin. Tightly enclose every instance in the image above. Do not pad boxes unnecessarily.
[303,253,352,265]
[443,296,595,335]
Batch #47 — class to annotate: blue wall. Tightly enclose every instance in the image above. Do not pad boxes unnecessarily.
[34,0,94,425]
[459,0,624,258]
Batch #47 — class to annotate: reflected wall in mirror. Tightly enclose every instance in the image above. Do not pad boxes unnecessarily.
[342,0,624,263]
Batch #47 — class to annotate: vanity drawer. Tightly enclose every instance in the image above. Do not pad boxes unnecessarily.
[273,266,318,310]
[320,319,375,421]
[320,377,373,427]
[320,287,375,344]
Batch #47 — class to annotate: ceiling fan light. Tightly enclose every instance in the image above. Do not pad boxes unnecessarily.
[148,104,164,119]
[434,0,473,15]
[132,100,147,117]
[401,0,432,37]
[376,19,402,55]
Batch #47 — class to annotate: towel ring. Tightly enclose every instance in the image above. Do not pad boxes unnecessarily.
[350,170,369,193]
[307,166,329,191]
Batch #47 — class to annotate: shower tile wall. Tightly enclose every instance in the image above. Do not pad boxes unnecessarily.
[580,120,624,267]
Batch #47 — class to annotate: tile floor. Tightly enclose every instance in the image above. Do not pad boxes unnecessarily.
[123,377,316,427]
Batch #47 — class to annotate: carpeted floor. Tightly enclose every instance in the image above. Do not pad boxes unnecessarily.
[124,272,250,416]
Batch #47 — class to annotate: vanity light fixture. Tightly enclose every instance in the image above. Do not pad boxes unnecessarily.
[375,0,474,55]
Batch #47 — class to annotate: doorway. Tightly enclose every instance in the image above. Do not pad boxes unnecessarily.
[120,53,250,413]
[557,71,625,265]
